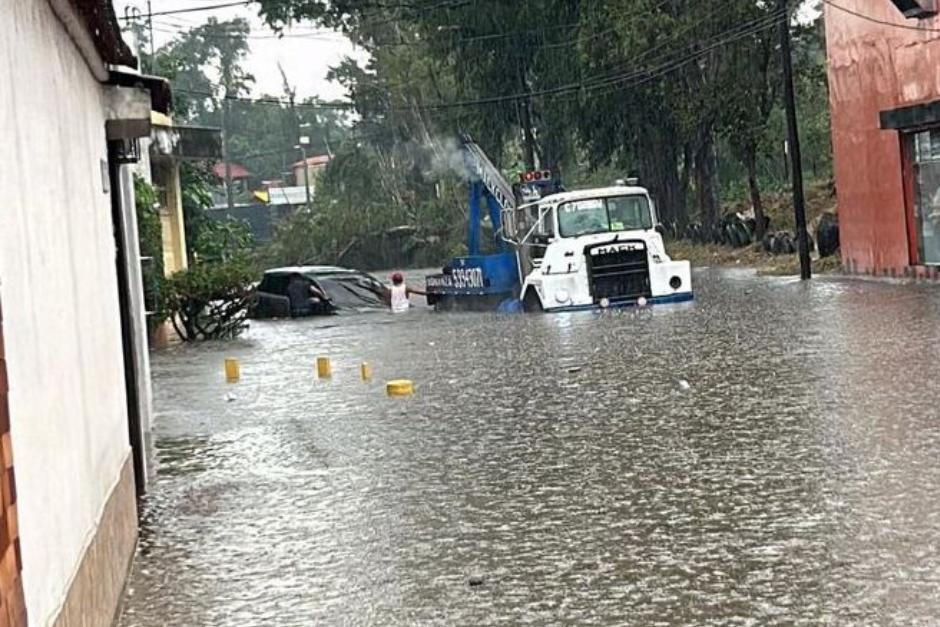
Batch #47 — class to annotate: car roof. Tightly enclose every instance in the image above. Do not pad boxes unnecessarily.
[265,266,360,276]
[539,186,650,206]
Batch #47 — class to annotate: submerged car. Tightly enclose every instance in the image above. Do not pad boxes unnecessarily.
[251,266,388,318]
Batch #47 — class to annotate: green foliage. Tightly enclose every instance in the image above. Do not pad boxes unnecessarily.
[254,0,832,236]
[137,1,835,269]
[194,219,255,264]
[147,18,254,121]
[265,209,322,266]
[164,258,256,341]
[163,164,257,342]
[179,162,217,263]
[263,139,465,270]
[134,174,167,330]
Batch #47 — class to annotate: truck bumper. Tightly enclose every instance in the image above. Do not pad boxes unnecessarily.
[545,291,694,313]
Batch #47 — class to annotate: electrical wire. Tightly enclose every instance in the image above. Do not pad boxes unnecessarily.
[119,1,251,20]
[199,9,782,113]
[176,88,357,109]
[410,9,785,110]
[120,0,468,22]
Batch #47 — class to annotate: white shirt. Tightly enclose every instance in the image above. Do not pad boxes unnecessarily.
[390,284,410,313]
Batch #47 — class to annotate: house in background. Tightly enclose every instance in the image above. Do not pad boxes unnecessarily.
[825,0,940,277]
[148,113,223,276]
[212,161,252,206]
[1,0,161,624]
[256,185,313,208]
[291,154,331,189]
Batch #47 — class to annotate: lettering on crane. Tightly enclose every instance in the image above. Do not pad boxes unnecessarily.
[464,142,516,213]
[427,267,485,290]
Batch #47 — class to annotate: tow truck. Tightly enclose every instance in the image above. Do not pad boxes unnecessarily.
[425,138,693,312]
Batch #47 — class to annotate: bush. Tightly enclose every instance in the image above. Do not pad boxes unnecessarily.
[134,175,167,331]
[164,259,256,341]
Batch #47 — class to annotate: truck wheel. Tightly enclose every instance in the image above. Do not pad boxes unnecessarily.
[523,289,543,313]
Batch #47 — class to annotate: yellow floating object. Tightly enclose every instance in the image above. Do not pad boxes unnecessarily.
[360,362,373,381]
[224,358,240,382]
[317,357,332,379]
[386,379,414,397]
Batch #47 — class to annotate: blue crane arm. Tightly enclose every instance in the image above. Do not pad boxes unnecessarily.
[462,139,517,216]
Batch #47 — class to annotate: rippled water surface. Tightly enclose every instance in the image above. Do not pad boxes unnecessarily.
[120,269,940,626]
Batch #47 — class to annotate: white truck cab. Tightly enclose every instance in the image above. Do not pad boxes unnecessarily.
[511,185,693,312]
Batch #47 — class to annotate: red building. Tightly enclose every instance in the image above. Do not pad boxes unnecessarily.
[825,0,940,277]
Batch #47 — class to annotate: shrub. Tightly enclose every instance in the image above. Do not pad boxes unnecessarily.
[164,258,256,341]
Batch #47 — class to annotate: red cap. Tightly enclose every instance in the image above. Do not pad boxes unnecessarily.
[391,272,404,284]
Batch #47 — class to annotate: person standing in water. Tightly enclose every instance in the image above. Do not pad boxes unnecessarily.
[387,272,426,313]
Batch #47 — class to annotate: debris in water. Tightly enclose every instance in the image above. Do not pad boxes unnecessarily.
[468,575,485,587]
[678,380,692,392]
[567,366,583,374]
[225,393,237,403]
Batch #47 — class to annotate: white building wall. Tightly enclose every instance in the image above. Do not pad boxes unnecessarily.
[0,1,138,624]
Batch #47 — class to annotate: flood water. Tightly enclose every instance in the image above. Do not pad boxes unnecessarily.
[120,269,940,626]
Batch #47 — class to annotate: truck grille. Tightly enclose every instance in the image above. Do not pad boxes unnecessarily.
[586,241,652,303]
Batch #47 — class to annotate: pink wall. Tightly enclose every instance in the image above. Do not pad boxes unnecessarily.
[825,0,940,273]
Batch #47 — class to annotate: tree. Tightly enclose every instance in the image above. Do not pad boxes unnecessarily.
[717,3,782,240]
[252,0,833,255]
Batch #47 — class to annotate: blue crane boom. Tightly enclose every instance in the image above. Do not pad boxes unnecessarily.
[423,136,560,312]
[461,136,515,255]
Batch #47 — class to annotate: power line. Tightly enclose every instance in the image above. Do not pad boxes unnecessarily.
[119,1,250,20]
[538,0,673,52]
[142,1,639,50]
[412,9,785,110]
[823,0,940,32]
[552,0,746,90]
[348,10,781,113]
[170,10,782,115]
[176,88,357,109]
[120,0,465,22]
[150,20,344,41]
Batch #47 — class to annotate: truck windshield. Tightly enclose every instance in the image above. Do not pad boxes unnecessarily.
[557,195,653,238]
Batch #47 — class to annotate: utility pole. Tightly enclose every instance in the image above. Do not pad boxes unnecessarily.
[297,136,312,208]
[778,0,812,280]
[221,97,235,211]
[147,0,154,73]
[279,63,311,208]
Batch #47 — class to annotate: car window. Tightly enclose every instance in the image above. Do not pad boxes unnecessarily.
[260,274,291,296]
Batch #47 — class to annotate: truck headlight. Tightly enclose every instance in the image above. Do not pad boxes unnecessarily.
[670,276,683,290]
[555,289,570,304]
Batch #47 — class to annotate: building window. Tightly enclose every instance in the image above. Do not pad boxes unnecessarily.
[913,129,940,264]
[891,0,938,18]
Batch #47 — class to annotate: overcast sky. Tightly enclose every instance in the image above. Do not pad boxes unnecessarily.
[122,1,822,102]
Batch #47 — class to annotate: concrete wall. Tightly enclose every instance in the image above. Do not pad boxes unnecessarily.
[0,0,141,624]
[825,0,940,274]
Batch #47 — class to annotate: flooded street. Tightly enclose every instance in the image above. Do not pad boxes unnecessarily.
[120,269,940,626]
